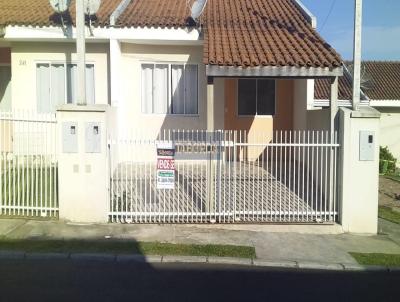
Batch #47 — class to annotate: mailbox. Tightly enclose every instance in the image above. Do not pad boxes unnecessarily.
[62,122,78,153]
[85,122,101,153]
[359,131,375,161]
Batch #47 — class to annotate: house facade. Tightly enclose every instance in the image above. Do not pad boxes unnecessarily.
[0,0,342,138]
[0,0,382,234]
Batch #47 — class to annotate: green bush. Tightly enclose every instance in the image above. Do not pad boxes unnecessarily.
[380,146,397,175]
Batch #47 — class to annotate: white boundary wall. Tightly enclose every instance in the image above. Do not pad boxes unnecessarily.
[57,105,109,223]
[339,107,380,234]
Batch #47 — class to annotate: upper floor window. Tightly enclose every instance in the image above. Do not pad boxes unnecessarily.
[141,63,198,115]
[36,63,95,113]
[238,79,275,116]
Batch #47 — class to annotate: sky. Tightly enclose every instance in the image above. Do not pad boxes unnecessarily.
[301,0,400,61]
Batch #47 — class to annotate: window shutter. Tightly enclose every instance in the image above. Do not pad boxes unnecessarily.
[154,64,168,114]
[36,64,51,113]
[184,65,198,114]
[141,64,154,114]
[85,64,95,105]
[50,64,66,111]
[171,65,185,114]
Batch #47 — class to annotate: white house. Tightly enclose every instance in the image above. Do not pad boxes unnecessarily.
[0,0,382,234]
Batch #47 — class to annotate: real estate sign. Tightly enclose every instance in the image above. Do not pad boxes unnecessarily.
[156,142,176,190]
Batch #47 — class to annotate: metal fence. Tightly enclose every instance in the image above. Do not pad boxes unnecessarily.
[0,111,58,218]
[109,130,339,224]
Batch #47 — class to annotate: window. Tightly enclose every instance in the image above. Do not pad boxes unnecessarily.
[36,63,95,113]
[238,79,275,116]
[0,65,12,111]
[141,63,198,115]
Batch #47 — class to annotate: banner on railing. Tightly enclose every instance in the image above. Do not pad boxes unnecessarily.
[156,142,176,190]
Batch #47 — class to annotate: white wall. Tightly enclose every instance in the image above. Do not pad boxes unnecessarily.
[10,42,110,111]
[293,79,308,130]
[293,79,329,131]
[117,43,209,140]
[377,107,400,167]
[57,105,109,223]
[339,107,380,234]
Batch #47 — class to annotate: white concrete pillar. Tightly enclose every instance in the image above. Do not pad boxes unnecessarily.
[57,104,109,223]
[352,0,363,110]
[339,107,381,234]
[330,76,339,134]
[207,77,215,131]
[76,0,86,105]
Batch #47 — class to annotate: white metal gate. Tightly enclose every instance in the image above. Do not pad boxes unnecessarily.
[109,130,339,224]
[0,111,58,218]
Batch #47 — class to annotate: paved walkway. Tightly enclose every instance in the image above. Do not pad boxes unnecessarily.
[1,218,400,267]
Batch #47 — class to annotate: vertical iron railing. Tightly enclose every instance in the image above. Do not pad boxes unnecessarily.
[0,110,58,218]
[109,130,339,224]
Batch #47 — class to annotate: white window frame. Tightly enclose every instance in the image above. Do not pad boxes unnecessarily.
[35,61,96,108]
[140,61,199,116]
[236,78,277,117]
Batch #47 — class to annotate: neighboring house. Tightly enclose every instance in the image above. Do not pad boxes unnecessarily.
[0,0,342,140]
[314,61,400,166]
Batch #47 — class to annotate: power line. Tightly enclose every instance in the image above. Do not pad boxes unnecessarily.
[320,0,337,32]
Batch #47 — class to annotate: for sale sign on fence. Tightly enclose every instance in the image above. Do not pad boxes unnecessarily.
[156,142,176,190]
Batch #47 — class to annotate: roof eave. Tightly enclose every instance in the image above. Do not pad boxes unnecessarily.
[206,65,343,78]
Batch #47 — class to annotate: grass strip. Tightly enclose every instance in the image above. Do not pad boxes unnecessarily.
[379,206,400,224]
[350,252,400,267]
[0,239,256,259]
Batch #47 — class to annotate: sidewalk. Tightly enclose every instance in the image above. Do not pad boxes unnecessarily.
[1,218,400,269]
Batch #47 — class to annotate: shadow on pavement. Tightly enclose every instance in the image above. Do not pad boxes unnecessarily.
[0,259,399,302]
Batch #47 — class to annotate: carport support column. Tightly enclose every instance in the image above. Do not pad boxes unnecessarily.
[330,76,339,134]
[57,105,109,223]
[339,107,380,234]
[207,77,215,218]
[329,76,339,223]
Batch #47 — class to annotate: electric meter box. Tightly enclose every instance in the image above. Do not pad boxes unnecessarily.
[359,131,375,161]
[62,122,78,153]
[85,122,101,153]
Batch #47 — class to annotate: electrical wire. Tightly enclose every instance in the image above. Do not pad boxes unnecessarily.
[320,0,337,32]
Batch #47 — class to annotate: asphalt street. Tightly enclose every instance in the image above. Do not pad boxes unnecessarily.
[0,259,399,302]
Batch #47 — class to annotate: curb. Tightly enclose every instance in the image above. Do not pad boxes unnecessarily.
[0,250,398,272]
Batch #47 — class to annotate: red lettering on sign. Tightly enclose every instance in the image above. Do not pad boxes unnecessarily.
[157,158,175,170]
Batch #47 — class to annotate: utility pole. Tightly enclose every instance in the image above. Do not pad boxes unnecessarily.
[352,0,362,110]
[76,0,86,106]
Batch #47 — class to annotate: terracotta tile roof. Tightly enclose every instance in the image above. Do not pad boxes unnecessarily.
[0,0,342,69]
[0,0,121,27]
[315,61,400,101]
[203,0,342,68]
[117,0,194,28]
